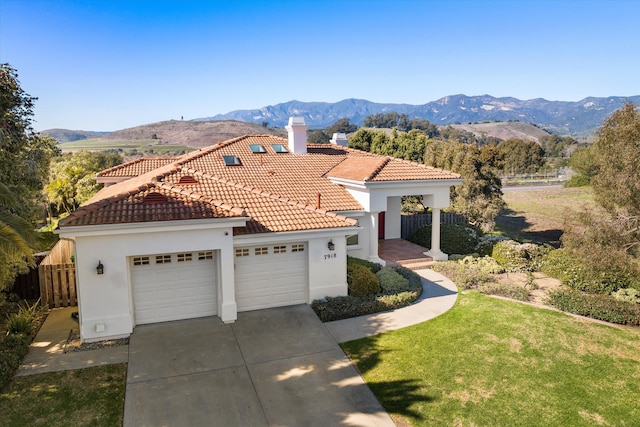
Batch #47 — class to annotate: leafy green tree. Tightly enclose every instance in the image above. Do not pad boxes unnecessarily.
[0,64,59,220]
[326,118,358,135]
[591,103,640,218]
[0,182,37,290]
[496,138,545,174]
[46,151,123,215]
[539,134,578,158]
[425,140,505,230]
[566,145,597,186]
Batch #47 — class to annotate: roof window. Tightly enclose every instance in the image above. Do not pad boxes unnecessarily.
[249,144,267,153]
[271,144,288,153]
[222,155,242,166]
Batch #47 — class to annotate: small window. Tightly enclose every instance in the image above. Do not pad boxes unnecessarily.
[255,247,269,256]
[273,245,286,254]
[346,234,359,246]
[291,244,305,252]
[249,144,267,153]
[178,175,198,185]
[198,251,214,260]
[271,144,288,153]
[133,256,150,266]
[222,155,242,166]
[177,253,193,262]
[155,254,171,264]
[235,248,249,257]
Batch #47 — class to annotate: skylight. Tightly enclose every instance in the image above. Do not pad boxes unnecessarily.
[271,144,288,153]
[222,155,242,166]
[249,144,267,153]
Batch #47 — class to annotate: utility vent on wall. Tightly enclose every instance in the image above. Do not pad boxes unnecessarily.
[143,192,168,205]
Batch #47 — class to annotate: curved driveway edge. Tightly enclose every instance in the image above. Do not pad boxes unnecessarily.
[324,269,458,343]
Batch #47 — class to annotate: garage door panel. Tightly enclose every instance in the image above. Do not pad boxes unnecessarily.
[132,253,217,325]
[235,244,307,312]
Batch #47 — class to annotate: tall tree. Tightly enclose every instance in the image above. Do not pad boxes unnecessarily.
[0,64,59,220]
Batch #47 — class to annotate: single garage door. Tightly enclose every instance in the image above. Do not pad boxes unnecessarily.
[132,251,217,325]
[234,243,307,312]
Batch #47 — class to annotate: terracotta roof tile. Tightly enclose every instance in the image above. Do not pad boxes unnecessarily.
[64,134,458,233]
[96,157,180,178]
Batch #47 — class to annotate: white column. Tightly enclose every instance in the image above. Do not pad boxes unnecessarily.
[386,196,401,239]
[218,246,238,323]
[368,212,386,265]
[425,207,448,261]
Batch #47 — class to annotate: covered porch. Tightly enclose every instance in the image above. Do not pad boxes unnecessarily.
[378,238,435,269]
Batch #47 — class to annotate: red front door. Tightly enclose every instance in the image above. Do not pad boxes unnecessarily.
[378,212,385,240]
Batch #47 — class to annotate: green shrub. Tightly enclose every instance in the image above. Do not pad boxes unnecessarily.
[564,174,591,187]
[548,289,640,326]
[543,248,640,294]
[347,256,382,274]
[6,313,34,335]
[376,268,409,293]
[431,256,504,290]
[477,283,530,301]
[347,264,380,297]
[476,234,507,257]
[612,288,640,304]
[409,223,482,255]
[0,333,31,390]
[311,267,423,322]
[491,240,551,272]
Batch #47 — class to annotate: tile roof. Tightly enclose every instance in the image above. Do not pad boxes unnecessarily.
[61,135,459,234]
[96,158,180,178]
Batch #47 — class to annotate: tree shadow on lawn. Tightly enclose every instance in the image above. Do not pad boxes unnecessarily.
[495,207,563,247]
[342,335,434,422]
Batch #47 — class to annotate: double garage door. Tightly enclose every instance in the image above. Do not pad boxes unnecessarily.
[234,243,308,312]
[131,243,308,324]
[132,251,217,325]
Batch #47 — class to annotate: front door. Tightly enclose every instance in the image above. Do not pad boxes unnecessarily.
[378,212,386,239]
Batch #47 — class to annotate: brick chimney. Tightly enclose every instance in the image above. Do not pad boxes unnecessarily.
[286,117,308,154]
[330,133,348,147]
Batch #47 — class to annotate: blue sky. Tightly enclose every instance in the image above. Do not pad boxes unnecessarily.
[2,0,639,131]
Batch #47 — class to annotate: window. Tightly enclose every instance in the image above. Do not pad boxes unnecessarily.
[222,155,242,166]
[155,255,171,264]
[273,245,286,254]
[198,251,214,260]
[255,247,269,255]
[346,234,359,246]
[271,144,288,153]
[133,256,150,266]
[235,248,249,257]
[177,253,193,262]
[249,144,267,153]
[291,244,305,252]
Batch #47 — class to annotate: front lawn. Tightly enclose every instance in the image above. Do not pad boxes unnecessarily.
[342,291,640,426]
[0,364,127,426]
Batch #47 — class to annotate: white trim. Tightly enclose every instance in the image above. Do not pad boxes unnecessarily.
[58,217,248,237]
[232,226,361,245]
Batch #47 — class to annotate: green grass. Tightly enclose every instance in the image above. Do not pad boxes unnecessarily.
[0,364,127,426]
[59,138,194,154]
[342,292,640,426]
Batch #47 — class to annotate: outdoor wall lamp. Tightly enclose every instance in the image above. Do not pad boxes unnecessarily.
[327,240,335,251]
[96,261,104,275]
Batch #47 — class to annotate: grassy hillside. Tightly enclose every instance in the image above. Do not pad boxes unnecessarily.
[449,121,550,143]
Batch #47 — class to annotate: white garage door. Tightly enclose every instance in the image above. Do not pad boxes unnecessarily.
[234,243,307,312]
[132,251,217,325]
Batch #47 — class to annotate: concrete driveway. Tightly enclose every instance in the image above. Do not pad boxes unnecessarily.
[124,305,394,426]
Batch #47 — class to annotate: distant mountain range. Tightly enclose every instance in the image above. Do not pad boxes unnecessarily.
[197,95,640,139]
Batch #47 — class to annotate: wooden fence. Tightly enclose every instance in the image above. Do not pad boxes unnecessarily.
[9,254,46,300]
[401,213,468,240]
[38,239,77,308]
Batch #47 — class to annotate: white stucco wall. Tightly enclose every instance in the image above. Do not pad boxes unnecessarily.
[61,220,239,342]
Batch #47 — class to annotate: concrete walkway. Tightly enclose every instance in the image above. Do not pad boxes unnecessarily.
[17,269,457,376]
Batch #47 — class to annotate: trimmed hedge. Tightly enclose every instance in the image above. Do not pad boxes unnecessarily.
[409,223,482,255]
[347,264,380,296]
[0,333,31,390]
[376,268,409,293]
[548,289,640,326]
[312,266,423,322]
[347,256,382,274]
